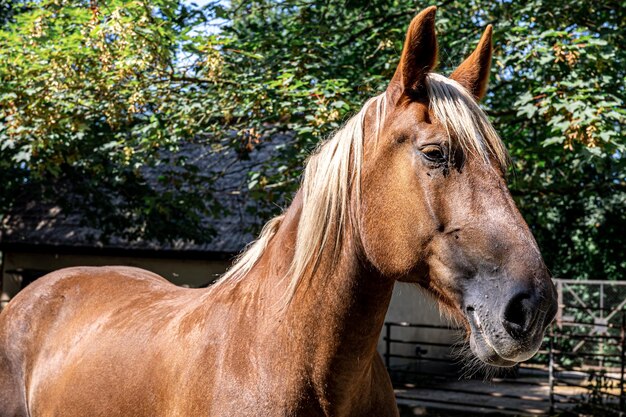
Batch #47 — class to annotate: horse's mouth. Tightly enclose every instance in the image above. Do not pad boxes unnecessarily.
[466,307,519,367]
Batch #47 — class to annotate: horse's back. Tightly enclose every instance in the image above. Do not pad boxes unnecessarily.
[0,266,189,417]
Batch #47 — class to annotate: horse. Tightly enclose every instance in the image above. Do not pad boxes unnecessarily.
[0,7,557,417]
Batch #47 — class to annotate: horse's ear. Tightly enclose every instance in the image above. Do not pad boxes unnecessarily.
[388,7,438,100]
[450,25,493,101]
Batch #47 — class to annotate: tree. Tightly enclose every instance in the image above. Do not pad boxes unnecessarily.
[1,0,624,279]
[0,0,223,242]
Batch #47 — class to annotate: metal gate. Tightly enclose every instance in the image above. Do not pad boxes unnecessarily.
[555,279,626,354]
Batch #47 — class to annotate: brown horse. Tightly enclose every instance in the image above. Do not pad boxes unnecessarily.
[0,7,557,417]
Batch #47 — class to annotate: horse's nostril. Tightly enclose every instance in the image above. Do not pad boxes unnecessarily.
[502,292,533,339]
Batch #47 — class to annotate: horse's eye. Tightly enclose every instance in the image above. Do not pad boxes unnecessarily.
[420,145,446,163]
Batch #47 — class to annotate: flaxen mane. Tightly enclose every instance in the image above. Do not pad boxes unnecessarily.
[426,73,509,170]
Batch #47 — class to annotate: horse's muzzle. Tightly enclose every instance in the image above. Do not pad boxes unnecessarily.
[463,275,558,367]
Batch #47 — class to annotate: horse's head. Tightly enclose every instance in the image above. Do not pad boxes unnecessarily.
[359,7,558,367]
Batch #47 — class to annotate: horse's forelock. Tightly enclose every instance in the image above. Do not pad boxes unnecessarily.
[426,73,509,170]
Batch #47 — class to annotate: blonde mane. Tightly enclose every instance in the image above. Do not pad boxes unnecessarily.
[215,73,508,301]
[426,73,509,170]
[214,94,385,294]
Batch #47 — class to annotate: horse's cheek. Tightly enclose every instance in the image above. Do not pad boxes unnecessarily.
[360,159,429,278]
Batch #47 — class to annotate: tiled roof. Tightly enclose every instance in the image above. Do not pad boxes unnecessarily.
[0,133,294,255]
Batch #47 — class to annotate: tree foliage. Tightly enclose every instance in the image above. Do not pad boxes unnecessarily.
[0,0,222,241]
[0,0,624,279]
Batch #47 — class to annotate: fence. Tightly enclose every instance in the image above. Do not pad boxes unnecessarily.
[556,279,626,356]
[385,315,626,416]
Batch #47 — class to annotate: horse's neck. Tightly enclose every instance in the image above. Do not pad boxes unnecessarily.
[254,192,395,391]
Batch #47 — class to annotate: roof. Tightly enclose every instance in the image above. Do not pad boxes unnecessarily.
[0,133,294,257]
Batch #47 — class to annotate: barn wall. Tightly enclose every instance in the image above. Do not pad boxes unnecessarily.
[1,251,230,308]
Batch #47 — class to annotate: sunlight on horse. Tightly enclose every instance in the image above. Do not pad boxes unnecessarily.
[0,7,557,417]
